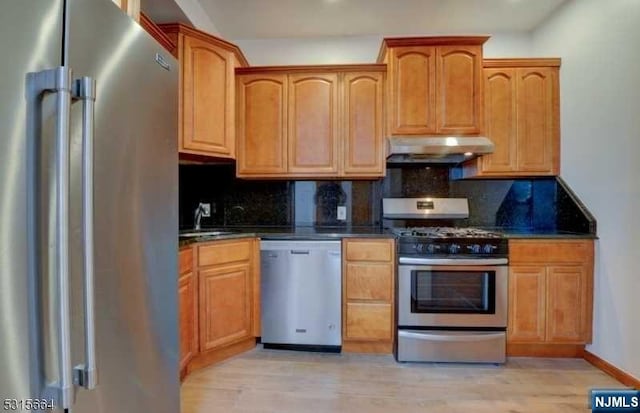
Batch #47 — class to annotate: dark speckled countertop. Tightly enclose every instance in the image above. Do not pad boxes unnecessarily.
[179,226,394,247]
[179,225,595,248]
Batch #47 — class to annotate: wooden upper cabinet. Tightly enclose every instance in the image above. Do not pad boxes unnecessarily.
[342,72,385,177]
[462,59,560,178]
[388,47,437,134]
[182,37,234,157]
[236,74,288,176]
[482,68,517,172]
[436,45,483,134]
[516,67,559,173]
[288,73,339,175]
[160,24,248,160]
[235,65,386,179]
[139,13,176,55]
[379,37,488,137]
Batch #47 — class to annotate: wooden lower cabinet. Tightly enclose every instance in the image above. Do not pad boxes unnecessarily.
[199,263,252,351]
[179,238,260,380]
[342,238,395,353]
[507,240,594,357]
[178,249,197,375]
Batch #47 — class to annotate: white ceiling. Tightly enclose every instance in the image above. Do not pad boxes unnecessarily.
[195,0,569,39]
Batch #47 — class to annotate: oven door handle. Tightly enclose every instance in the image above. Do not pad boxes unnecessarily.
[398,257,508,266]
[398,330,505,342]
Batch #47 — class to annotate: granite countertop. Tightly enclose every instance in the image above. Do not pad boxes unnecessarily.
[179,226,394,247]
[496,229,597,239]
[179,226,596,248]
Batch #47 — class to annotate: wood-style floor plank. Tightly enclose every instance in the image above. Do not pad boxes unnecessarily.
[181,346,624,413]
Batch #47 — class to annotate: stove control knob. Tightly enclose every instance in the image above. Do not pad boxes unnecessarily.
[448,244,461,254]
[466,244,481,254]
[483,244,497,254]
[426,244,439,254]
[415,244,424,253]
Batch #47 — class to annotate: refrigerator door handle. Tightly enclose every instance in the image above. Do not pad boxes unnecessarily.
[26,67,75,410]
[72,77,98,390]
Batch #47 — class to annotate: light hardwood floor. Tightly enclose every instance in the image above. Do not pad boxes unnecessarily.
[181,346,624,413]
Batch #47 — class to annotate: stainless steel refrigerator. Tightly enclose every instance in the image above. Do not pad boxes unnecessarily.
[0,0,179,412]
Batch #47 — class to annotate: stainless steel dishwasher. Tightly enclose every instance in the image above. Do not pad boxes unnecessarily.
[260,240,342,352]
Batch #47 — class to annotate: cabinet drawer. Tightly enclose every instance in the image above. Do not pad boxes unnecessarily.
[198,239,252,267]
[179,247,193,275]
[345,263,393,301]
[345,303,393,340]
[345,239,394,262]
[509,240,593,264]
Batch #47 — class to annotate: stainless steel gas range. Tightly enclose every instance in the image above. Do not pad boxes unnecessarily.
[384,198,508,364]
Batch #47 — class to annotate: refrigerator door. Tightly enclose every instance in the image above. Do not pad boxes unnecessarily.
[0,0,65,406]
[65,0,179,412]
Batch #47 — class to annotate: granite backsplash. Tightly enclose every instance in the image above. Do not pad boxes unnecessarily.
[180,164,595,234]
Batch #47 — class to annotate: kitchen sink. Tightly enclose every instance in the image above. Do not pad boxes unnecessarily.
[179,230,235,238]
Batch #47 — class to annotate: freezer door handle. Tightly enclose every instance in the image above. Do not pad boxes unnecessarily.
[72,77,98,390]
[26,67,75,409]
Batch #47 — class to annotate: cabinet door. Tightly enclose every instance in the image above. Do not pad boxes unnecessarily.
[515,67,558,173]
[181,35,235,157]
[288,73,339,175]
[508,266,546,342]
[481,68,517,173]
[436,45,483,134]
[546,266,588,343]
[345,262,393,301]
[199,263,252,351]
[236,74,288,175]
[342,72,385,177]
[178,272,197,370]
[388,46,436,134]
[345,302,393,341]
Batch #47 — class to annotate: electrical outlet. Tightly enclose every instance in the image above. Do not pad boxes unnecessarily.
[337,206,347,221]
[200,203,211,217]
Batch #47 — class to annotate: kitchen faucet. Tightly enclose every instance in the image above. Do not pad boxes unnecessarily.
[194,202,207,230]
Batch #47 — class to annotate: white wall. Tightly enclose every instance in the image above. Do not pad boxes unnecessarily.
[235,33,532,66]
[532,0,640,379]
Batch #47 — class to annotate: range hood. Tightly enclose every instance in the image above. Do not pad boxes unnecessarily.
[386,136,495,164]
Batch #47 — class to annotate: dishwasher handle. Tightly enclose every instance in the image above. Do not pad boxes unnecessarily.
[290,250,310,255]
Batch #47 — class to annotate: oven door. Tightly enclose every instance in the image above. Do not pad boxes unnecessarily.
[398,258,508,328]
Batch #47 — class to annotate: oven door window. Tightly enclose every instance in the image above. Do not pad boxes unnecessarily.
[411,270,496,314]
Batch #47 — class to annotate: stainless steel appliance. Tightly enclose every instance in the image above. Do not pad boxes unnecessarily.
[260,240,342,351]
[384,198,508,364]
[0,1,178,412]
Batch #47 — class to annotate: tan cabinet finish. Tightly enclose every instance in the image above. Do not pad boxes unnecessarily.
[342,72,385,177]
[436,45,483,134]
[236,65,386,179]
[379,37,488,136]
[507,240,594,357]
[178,248,198,375]
[178,238,260,380]
[236,74,288,175]
[342,238,395,353]
[199,263,252,351]
[388,46,437,134]
[160,24,248,160]
[462,59,560,178]
[288,73,339,175]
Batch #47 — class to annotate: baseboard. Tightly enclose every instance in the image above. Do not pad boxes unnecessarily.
[584,350,640,390]
[507,343,585,357]
[342,340,393,354]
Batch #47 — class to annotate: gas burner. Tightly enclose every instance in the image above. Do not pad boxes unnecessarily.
[391,227,503,239]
